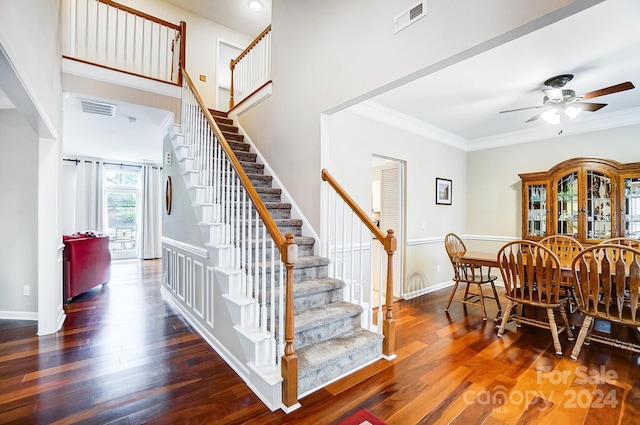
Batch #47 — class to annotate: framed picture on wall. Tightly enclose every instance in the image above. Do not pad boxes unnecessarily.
[436,178,452,205]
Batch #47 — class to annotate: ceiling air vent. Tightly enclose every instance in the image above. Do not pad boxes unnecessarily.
[394,1,427,34]
[80,99,116,117]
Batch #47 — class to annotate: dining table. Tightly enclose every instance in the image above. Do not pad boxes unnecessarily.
[454,250,574,277]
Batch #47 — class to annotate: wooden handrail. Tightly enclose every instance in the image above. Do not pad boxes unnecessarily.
[182,69,288,258]
[183,69,299,406]
[321,169,393,250]
[97,0,181,30]
[230,25,272,68]
[229,25,271,109]
[321,168,396,357]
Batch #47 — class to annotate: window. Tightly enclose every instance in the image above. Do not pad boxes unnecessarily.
[105,166,140,259]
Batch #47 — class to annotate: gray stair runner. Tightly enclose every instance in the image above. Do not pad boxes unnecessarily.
[209,109,382,395]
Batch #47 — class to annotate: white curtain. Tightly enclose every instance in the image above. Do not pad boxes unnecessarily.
[75,160,106,233]
[138,165,163,259]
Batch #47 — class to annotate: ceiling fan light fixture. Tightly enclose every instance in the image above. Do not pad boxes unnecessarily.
[564,105,582,120]
[541,108,561,125]
[248,0,262,11]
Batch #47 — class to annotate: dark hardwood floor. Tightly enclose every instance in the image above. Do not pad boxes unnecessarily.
[1,259,639,424]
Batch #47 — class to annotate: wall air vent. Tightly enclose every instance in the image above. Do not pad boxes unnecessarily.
[80,99,116,117]
[394,1,427,34]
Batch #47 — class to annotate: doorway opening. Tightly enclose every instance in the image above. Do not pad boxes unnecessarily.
[105,165,141,260]
[371,155,406,302]
[217,41,243,111]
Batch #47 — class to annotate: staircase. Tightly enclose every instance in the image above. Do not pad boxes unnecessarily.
[171,108,383,403]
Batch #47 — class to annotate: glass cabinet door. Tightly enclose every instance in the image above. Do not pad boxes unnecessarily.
[556,172,579,238]
[624,177,640,239]
[586,170,612,240]
[525,183,548,238]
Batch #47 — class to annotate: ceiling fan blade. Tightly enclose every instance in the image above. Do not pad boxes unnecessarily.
[573,102,607,112]
[543,89,564,102]
[500,105,547,114]
[581,82,635,100]
[525,112,545,123]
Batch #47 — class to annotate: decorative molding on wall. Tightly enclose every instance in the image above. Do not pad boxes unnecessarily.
[162,237,208,258]
[407,234,516,246]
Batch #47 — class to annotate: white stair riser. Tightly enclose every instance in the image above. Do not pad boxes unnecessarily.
[201,223,226,244]
[175,144,190,160]
[184,171,200,187]
[207,244,231,267]
[189,187,205,204]
[180,157,194,171]
[224,295,258,328]
[215,267,243,297]
[236,329,275,366]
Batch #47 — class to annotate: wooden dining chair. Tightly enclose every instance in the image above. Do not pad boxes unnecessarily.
[497,240,574,356]
[540,235,584,312]
[444,233,501,321]
[601,237,640,249]
[570,244,640,359]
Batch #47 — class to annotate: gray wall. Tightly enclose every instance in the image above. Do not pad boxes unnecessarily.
[162,134,205,246]
[238,0,586,232]
[0,109,39,314]
[467,124,640,239]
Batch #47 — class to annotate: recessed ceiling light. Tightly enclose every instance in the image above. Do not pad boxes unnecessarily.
[248,0,262,12]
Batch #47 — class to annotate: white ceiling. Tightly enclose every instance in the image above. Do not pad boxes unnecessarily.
[162,0,271,38]
[60,0,640,164]
[367,0,640,150]
[62,93,172,164]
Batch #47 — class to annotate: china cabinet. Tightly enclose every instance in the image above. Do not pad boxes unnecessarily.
[520,158,640,244]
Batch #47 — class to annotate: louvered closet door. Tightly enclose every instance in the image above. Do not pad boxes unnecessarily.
[380,162,403,298]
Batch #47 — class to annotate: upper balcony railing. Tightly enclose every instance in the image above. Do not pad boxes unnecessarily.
[229,25,271,109]
[62,0,186,85]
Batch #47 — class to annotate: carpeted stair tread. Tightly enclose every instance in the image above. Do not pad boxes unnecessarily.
[297,328,383,394]
[294,255,330,269]
[247,173,272,187]
[223,132,245,142]
[294,301,362,333]
[293,277,344,296]
[229,140,250,152]
[238,161,264,174]
[218,123,238,133]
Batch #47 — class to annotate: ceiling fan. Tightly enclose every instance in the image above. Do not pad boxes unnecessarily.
[500,74,635,124]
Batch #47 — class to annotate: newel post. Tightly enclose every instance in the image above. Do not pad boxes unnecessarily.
[383,229,397,357]
[228,59,235,110]
[281,233,298,407]
[178,21,186,86]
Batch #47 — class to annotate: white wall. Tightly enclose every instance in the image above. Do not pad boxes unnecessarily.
[0,0,64,331]
[113,0,253,108]
[0,109,40,316]
[0,0,62,136]
[237,0,587,232]
[327,109,467,293]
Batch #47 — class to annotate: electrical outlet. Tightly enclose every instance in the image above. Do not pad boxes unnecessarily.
[23,285,30,296]
[437,265,441,273]
[199,74,206,82]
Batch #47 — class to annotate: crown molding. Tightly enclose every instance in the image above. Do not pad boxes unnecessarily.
[347,101,468,151]
[347,100,640,152]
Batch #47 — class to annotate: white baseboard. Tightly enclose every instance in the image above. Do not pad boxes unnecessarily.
[0,311,38,321]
